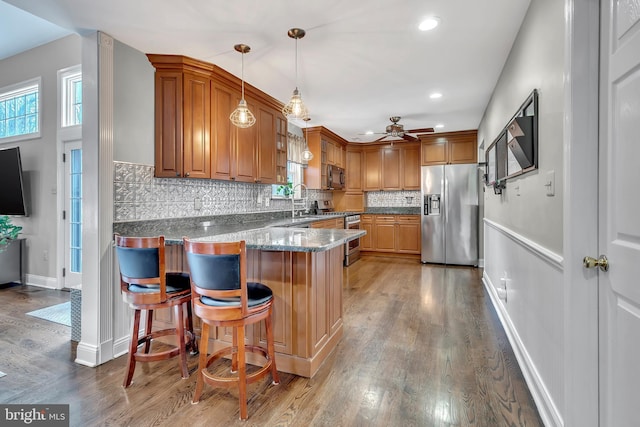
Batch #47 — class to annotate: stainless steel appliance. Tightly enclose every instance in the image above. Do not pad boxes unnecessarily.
[421,164,478,265]
[327,165,345,190]
[344,214,361,266]
[313,200,361,266]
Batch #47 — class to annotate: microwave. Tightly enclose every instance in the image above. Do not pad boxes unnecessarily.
[327,165,345,190]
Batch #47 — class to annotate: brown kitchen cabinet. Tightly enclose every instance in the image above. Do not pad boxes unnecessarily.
[401,143,421,190]
[304,126,348,190]
[381,147,401,190]
[345,147,363,192]
[360,214,421,255]
[420,130,478,165]
[396,215,421,253]
[310,217,343,229]
[152,67,212,178]
[360,215,374,250]
[363,148,381,191]
[256,103,278,184]
[381,143,420,190]
[148,54,285,184]
[374,216,396,251]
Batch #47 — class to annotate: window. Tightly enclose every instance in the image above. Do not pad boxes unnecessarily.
[272,161,305,198]
[61,66,82,127]
[0,77,41,142]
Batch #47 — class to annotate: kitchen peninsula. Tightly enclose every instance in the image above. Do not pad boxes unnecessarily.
[114,215,365,378]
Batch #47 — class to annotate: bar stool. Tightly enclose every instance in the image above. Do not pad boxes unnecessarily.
[183,238,280,420]
[114,234,197,388]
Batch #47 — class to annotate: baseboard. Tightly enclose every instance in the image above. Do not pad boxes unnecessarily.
[25,274,59,289]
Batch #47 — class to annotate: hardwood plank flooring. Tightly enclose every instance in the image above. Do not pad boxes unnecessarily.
[0,257,543,426]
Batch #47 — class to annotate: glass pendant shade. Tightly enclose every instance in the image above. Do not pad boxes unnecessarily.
[301,116,313,161]
[230,44,256,128]
[283,28,309,120]
[283,88,309,120]
[301,145,314,161]
[230,99,255,128]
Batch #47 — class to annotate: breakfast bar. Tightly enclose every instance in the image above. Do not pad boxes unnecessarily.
[117,221,365,378]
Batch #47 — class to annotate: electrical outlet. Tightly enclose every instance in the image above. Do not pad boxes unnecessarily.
[265,197,270,207]
[43,250,49,261]
[257,194,262,205]
[194,198,202,210]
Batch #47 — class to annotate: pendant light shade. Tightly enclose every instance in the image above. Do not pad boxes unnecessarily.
[230,44,256,128]
[301,116,314,161]
[283,28,309,120]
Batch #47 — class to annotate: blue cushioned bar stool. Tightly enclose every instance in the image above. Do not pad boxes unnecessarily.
[183,238,280,420]
[114,234,197,388]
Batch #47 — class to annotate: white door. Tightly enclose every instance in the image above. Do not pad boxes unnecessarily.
[598,2,640,425]
[63,140,82,288]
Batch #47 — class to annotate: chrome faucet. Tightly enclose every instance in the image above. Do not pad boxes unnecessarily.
[291,183,308,218]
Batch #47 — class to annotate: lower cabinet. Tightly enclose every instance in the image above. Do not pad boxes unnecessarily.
[360,214,420,255]
[310,218,344,229]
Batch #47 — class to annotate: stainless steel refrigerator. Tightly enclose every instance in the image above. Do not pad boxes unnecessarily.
[421,164,478,265]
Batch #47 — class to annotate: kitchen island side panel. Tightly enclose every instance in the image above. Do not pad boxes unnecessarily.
[156,244,344,378]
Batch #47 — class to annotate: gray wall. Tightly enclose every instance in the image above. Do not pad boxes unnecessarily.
[478,0,565,255]
[0,34,81,280]
[113,40,154,164]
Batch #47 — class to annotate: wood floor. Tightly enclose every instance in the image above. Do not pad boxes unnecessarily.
[0,256,543,427]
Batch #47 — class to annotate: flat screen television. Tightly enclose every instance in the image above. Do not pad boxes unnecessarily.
[0,147,29,216]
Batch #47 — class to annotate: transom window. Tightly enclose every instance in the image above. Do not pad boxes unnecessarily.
[61,67,82,127]
[0,77,41,142]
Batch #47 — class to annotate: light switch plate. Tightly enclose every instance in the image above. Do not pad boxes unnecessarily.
[545,170,555,196]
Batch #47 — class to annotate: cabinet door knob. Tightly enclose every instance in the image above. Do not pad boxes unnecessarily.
[185,172,190,177]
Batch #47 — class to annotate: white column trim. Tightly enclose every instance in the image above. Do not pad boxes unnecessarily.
[75,31,115,367]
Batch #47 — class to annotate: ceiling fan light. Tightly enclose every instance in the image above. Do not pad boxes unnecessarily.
[230,99,256,128]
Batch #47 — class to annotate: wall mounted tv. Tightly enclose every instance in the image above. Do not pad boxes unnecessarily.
[0,147,29,216]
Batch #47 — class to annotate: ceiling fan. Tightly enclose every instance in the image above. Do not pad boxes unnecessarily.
[367,116,434,142]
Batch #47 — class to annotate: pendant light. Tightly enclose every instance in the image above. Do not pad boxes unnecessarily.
[282,28,309,120]
[301,116,314,161]
[230,44,256,128]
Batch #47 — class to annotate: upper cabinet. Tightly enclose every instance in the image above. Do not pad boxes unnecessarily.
[148,54,286,183]
[359,142,420,191]
[152,66,213,178]
[345,147,363,192]
[304,126,348,190]
[420,130,478,165]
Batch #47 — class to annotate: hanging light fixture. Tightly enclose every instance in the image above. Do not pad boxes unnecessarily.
[301,116,314,161]
[230,44,256,128]
[282,28,309,120]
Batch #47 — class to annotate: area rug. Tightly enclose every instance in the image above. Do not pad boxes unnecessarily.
[26,302,71,327]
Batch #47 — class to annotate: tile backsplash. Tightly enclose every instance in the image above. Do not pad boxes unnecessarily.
[113,162,330,222]
[366,190,421,207]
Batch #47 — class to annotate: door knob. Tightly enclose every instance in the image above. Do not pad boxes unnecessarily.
[583,255,609,272]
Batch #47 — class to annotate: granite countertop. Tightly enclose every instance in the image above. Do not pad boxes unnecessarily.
[187,227,366,252]
[364,207,421,215]
[113,212,364,252]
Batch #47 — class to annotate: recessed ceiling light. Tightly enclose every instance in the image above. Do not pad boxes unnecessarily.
[435,124,445,129]
[365,130,374,135]
[430,92,443,99]
[419,17,440,31]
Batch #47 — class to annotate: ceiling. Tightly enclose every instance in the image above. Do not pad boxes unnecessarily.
[1,0,530,143]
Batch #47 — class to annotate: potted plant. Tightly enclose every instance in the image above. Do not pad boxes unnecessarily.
[0,215,22,253]
[276,181,294,198]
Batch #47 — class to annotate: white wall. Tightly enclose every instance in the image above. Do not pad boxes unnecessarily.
[0,34,81,282]
[478,0,566,425]
[479,0,565,255]
[113,40,154,164]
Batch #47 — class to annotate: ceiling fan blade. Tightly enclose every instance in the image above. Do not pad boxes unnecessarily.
[374,135,389,142]
[401,134,418,142]
[406,127,435,133]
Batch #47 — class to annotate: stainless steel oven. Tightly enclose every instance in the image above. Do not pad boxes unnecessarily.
[344,214,361,266]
